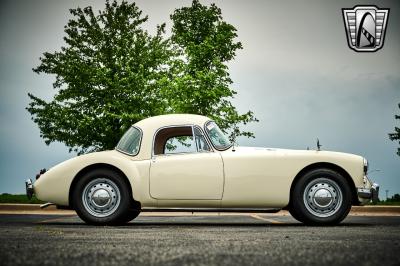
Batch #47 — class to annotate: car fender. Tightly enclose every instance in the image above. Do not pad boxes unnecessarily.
[34,150,152,206]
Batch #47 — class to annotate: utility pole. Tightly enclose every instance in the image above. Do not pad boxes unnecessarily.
[386,190,389,200]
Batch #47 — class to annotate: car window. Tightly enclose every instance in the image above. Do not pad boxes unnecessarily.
[205,121,231,150]
[153,125,212,155]
[164,135,196,154]
[194,126,211,152]
[154,126,193,155]
[116,126,142,155]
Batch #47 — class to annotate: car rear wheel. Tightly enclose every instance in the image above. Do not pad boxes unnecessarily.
[290,168,352,225]
[72,168,137,225]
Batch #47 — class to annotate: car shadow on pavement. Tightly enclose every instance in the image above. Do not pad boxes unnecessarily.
[38,221,378,227]
[1,214,394,227]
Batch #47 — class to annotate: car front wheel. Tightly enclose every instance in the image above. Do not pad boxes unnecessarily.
[290,168,352,225]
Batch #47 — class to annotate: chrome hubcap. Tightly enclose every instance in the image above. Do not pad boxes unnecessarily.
[92,189,111,207]
[303,178,343,218]
[82,178,120,218]
[313,188,333,207]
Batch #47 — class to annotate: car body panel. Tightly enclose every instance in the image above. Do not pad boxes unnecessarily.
[150,152,224,200]
[32,114,371,209]
[220,147,364,207]
[34,150,156,207]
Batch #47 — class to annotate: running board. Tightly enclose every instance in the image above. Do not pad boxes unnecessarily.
[141,207,281,213]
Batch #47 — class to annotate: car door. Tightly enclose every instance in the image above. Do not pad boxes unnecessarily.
[149,125,224,200]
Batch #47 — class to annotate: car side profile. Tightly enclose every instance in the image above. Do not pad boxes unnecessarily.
[26,114,379,225]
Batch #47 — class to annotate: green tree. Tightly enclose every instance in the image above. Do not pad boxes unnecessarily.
[27,0,170,154]
[167,0,257,141]
[27,0,257,154]
[388,103,400,156]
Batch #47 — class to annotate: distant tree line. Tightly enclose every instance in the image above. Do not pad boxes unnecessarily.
[386,193,400,203]
[371,193,400,205]
[388,103,400,157]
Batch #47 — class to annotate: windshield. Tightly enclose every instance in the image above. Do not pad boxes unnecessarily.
[116,126,142,155]
[205,121,231,150]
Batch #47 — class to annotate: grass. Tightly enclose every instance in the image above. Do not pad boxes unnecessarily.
[0,193,44,204]
[370,201,400,206]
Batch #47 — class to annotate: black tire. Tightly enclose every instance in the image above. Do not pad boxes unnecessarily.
[121,201,141,223]
[288,203,305,223]
[72,168,135,225]
[122,210,141,223]
[291,168,352,225]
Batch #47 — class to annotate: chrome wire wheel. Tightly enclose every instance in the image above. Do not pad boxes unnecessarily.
[303,177,343,218]
[82,178,121,218]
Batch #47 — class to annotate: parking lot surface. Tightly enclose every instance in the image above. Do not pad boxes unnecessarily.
[0,213,399,266]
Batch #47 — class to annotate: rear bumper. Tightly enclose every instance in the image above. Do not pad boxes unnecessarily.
[25,178,34,200]
[357,183,379,204]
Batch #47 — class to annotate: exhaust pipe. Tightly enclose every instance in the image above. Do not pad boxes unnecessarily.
[40,202,55,209]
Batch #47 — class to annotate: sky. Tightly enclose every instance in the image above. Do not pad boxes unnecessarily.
[0,0,399,198]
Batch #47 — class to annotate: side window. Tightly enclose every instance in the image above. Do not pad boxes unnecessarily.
[154,126,195,155]
[164,136,195,154]
[194,126,211,152]
[153,126,213,155]
[116,126,142,155]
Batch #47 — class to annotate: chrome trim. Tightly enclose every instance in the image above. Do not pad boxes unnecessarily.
[115,125,143,156]
[357,188,371,198]
[25,179,33,200]
[372,183,379,203]
[40,202,55,209]
[363,158,368,174]
[141,207,281,213]
[193,125,213,153]
[191,125,196,151]
[357,183,379,203]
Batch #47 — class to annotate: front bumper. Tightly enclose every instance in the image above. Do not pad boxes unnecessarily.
[357,182,379,204]
[25,178,34,200]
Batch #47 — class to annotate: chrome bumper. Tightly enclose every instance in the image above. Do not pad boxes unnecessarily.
[357,183,379,203]
[25,178,34,200]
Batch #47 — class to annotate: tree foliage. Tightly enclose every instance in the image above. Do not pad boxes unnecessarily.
[27,0,257,154]
[388,103,400,157]
[168,0,257,141]
[387,193,400,202]
[27,0,170,154]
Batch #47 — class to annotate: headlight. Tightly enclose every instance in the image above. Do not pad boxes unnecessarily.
[363,158,368,174]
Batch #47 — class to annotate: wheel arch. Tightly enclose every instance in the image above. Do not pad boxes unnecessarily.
[68,163,137,208]
[289,162,358,206]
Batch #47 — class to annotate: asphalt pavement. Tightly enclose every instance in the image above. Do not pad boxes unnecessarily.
[0,213,399,266]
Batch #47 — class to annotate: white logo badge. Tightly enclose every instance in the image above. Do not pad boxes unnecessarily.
[342,6,389,52]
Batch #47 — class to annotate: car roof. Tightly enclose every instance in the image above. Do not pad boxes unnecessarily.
[134,114,211,130]
[131,114,212,160]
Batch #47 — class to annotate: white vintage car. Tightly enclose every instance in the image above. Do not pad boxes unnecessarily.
[26,114,378,225]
